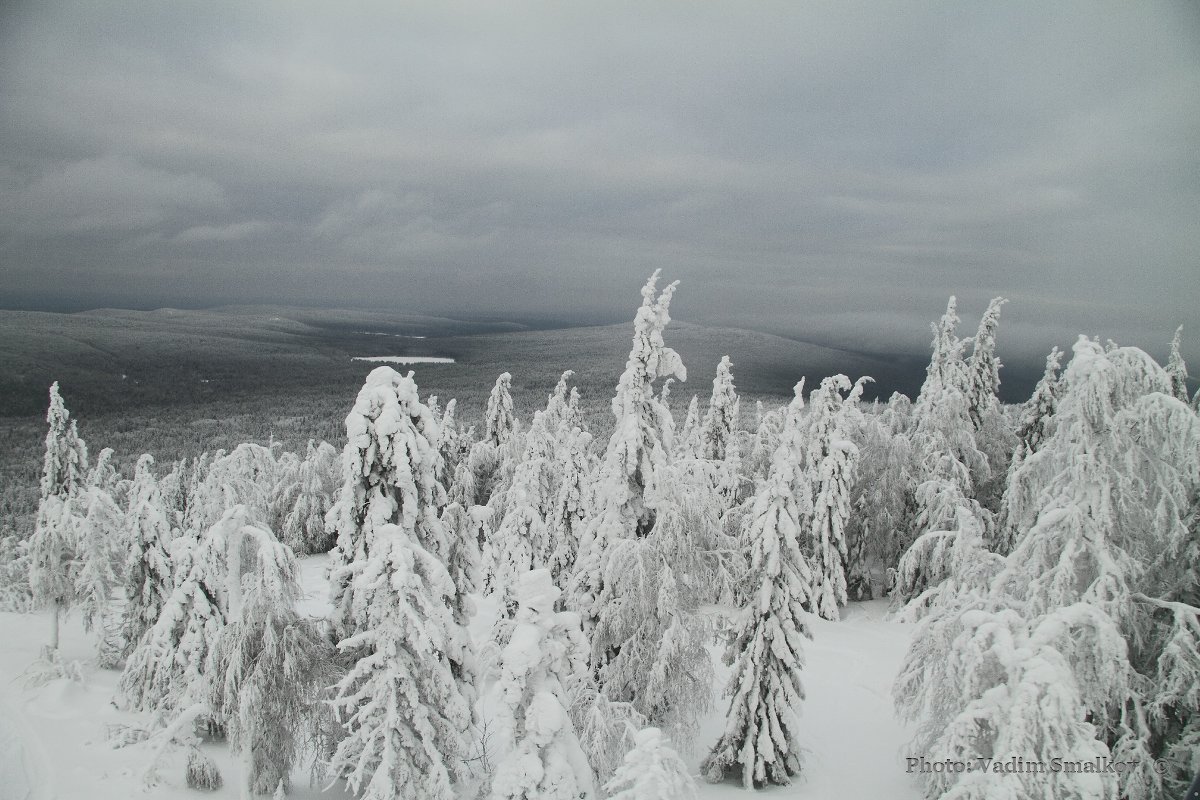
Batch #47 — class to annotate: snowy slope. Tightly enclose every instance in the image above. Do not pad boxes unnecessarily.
[0,557,920,799]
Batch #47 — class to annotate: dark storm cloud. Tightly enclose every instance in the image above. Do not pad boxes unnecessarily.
[1,2,1198,366]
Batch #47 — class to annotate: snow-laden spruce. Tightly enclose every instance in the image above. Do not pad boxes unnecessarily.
[895,336,1200,800]
[489,569,595,800]
[802,375,867,620]
[28,382,89,654]
[74,452,125,663]
[703,383,815,788]
[211,529,330,797]
[700,356,739,461]
[569,271,685,638]
[121,453,175,656]
[326,366,452,640]
[119,505,275,715]
[674,395,702,461]
[278,439,339,555]
[590,459,718,746]
[328,521,473,800]
[486,372,517,447]
[604,727,698,800]
[545,420,592,588]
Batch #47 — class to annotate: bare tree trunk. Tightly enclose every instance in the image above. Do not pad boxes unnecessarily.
[49,599,61,652]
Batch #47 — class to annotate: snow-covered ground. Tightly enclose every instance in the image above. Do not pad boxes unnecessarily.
[0,555,921,799]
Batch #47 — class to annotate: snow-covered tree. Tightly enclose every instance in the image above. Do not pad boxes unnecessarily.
[570,271,686,637]
[486,372,517,447]
[702,402,814,788]
[490,569,595,800]
[992,346,1063,554]
[809,436,856,620]
[674,396,701,461]
[489,411,555,596]
[74,472,124,661]
[326,366,450,639]
[591,462,718,744]
[1166,325,1189,403]
[328,522,473,800]
[896,337,1200,799]
[802,375,866,620]
[604,727,697,800]
[121,454,175,655]
[279,440,338,555]
[212,533,330,797]
[964,297,1007,430]
[546,423,592,588]
[28,382,89,653]
[699,356,739,461]
[119,506,241,714]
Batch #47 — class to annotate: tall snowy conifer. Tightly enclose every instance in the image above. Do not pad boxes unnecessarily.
[326,367,451,639]
[703,383,814,788]
[569,271,685,638]
[591,462,717,744]
[490,569,595,800]
[700,356,739,461]
[963,297,1007,430]
[1166,325,1189,403]
[280,440,338,555]
[674,396,701,461]
[486,372,517,447]
[121,454,174,655]
[212,533,329,796]
[329,521,473,800]
[29,382,89,653]
[897,337,1200,799]
[545,423,592,588]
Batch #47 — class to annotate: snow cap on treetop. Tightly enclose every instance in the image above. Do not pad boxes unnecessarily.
[516,568,560,613]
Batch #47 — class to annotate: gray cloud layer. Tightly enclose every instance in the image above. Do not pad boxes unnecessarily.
[1,2,1197,364]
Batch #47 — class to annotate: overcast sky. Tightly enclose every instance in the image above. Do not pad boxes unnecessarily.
[1,2,1197,363]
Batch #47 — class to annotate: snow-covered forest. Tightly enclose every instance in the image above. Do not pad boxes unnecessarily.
[1,272,1197,800]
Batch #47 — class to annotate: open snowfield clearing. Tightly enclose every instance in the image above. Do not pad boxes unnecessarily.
[0,555,921,799]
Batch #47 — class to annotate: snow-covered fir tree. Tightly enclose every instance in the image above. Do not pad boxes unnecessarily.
[326,366,451,639]
[569,271,685,639]
[963,297,1016,514]
[896,337,1200,800]
[545,422,592,588]
[486,372,517,447]
[591,461,718,745]
[211,531,329,797]
[74,468,124,661]
[279,440,338,555]
[487,410,555,596]
[802,375,866,620]
[703,388,815,788]
[963,296,1007,430]
[674,395,701,461]
[121,454,175,655]
[992,345,1063,554]
[1166,325,1189,403]
[28,382,89,653]
[699,356,739,461]
[328,521,473,800]
[604,727,697,800]
[490,569,595,800]
[119,505,245,714]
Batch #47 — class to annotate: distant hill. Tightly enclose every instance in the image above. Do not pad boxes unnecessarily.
[0,305,933,420]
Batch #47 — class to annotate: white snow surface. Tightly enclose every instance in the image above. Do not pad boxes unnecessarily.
[351,356,455,365]
[0,556,920,799]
